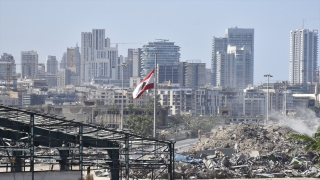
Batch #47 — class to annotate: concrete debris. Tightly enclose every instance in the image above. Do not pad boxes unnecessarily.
[130,123,320,179]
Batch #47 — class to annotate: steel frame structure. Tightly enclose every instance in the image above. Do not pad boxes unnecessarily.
[0,105,175,180]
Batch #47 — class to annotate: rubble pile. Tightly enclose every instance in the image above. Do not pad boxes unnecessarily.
[190,123,295,155]
[170,123,320,179]
[127,123,320,179]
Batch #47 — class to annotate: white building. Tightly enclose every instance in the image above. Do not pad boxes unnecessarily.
[289,29,318,84]
[21,51,38,79]
[212,27,254,87]
[141,39,180,77]
[57,69,71,88]
[81,29,118,85]
[46,55,58,75]
[216,45,252,90]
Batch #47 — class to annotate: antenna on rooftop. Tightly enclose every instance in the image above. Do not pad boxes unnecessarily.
[155,39,169,42]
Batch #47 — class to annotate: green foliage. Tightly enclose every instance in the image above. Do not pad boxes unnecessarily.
[126,114,153,137]
[169,115,218,134]
[285,126,320,166]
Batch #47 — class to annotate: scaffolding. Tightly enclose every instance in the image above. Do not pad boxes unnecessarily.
[0,105,175,179]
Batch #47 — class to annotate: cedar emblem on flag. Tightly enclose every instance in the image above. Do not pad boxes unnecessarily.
[132,69,155,99]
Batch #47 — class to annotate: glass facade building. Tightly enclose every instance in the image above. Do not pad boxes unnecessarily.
[141,40,180,77]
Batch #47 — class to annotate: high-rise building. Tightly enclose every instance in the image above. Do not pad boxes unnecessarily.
[289,29,318,84]
[21,51,38,79]
[212,27,254,88]
[211,37,228,86]
[132,48,142,77]
[0,53,16,78]
[46,55,58,75]
[57,68,71,88]
[177,61,206,87]
[141,39,180,77]
[157,63,179,84]
[66,44,81,75]
[184,62,206,87]
[38,63,46,75]
[60,52,66,69]
[81,29,118,84]
[216,45,252,90]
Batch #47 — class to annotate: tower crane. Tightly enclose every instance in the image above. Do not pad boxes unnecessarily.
[302,18,320,29]
[110,42,143,47]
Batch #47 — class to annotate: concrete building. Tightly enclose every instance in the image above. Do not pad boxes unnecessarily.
[38,73,57,87]
[157,87,223,116]
[157,63,179,84]
[216,45,252,90]
[206,68,212,85]
[21,51,38,79]
[243,87,266,116]
[141,39,180,77]
[66,44,80,75]
[0,93,19,106]
[57,69,71,88]
[212,27,254,87]
[46,55,58,75]
[184,62,206,87]
[132,48,142,77]
[289,29,318,84]
[0,53,16,90]
[177,61,206,87]
[81,29,118,85]
[0,53,16,78]
[60,52,66,69]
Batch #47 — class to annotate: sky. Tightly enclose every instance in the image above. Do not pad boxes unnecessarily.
[0,0,319,84]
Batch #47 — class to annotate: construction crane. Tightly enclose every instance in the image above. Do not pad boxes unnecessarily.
[302,18,320,29]
[110,42,143,46]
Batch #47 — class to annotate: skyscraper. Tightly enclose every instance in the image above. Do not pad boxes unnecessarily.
[0,53,16,78]
[66,44,80,75]
[46,55,58,74]
[212,27,254,88]
[81,29,118,84]
[141,39,180,77]
[132,48,142,77]
[21,51,38,79]
[289,29,318,84]
[216,45,252,90]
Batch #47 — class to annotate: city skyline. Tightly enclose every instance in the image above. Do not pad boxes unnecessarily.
[0,0,319,84]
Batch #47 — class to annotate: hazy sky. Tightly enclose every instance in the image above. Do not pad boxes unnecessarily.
[0,0,319,84]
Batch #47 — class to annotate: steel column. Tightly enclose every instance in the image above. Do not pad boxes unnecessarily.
[125,134,129,180]
[79,125,83,178]
[30,114,34,180]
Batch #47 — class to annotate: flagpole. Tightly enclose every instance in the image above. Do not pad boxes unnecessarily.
[154,53,157,138]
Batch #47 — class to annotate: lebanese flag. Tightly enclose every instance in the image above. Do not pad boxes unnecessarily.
[133,69,155,99]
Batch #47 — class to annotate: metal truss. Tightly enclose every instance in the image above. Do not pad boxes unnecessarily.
[0,105,175,179]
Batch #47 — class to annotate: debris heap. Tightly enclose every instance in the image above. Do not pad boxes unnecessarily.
[131,123,320,179]
[171,123,320,179]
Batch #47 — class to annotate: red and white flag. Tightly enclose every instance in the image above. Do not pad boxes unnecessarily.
[133,69,154,99]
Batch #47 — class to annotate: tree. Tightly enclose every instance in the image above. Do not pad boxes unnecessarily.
[286,126,320,166]
[126,115,153,137]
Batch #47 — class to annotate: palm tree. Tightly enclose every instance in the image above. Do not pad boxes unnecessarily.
[286,126,320,166]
